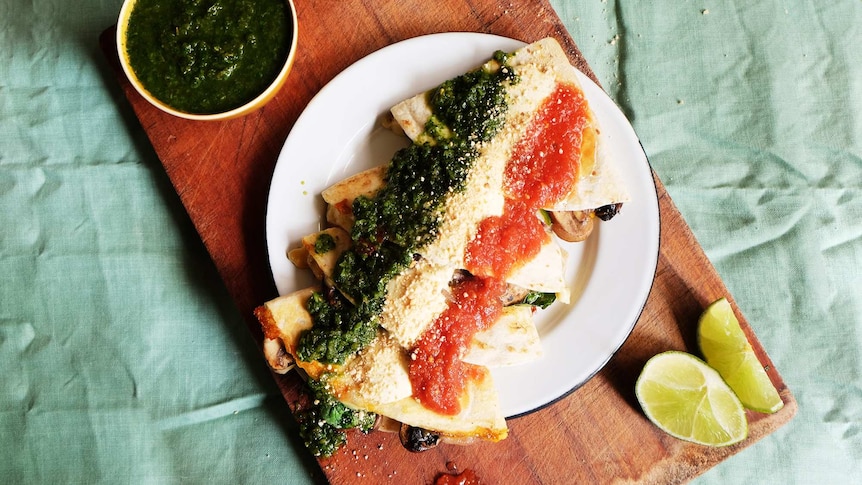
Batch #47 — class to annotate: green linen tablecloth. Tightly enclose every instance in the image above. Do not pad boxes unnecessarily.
[2,1,860,483]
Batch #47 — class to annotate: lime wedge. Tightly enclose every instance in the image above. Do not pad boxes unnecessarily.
[698,298,784,413]
[635,351,748,446]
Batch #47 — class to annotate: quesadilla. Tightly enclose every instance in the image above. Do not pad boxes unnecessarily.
[255,37,629,457]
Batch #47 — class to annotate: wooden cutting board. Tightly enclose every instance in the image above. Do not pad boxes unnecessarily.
[99,1,796,483]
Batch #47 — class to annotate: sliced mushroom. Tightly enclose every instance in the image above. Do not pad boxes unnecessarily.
[399,423,441,452]
[549,210,594,242]
[262,337,295,374]
[450,269,473,287]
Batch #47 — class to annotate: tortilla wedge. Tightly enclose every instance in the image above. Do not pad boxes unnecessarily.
[463,305,543,367]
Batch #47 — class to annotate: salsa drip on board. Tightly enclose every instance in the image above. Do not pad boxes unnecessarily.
[436,468,482,485]
[409,83,591,414]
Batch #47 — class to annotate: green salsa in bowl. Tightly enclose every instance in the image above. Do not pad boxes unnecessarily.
[117,0,297,120]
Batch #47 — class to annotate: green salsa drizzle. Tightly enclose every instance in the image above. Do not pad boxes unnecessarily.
[297,289,381,364]
[333,243,413,308]
[351,141,474,251]
[313,233,336,254]
[296,376,376,457]
[125,0,291,114]
[428,51,516,142]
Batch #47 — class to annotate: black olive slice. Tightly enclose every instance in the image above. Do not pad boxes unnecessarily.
[399,424,441,452]
[595,203,623,221]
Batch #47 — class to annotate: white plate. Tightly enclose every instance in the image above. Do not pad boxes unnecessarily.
[266,33,660,418]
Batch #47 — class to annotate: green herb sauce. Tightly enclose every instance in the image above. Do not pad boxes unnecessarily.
[296,376,376,457]
[296,51,518,365]
[313,233,336,254]
[124,0,292,114]
[297,290,381,364]
[429,51,517,141]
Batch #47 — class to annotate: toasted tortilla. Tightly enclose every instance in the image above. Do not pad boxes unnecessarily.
[363,370,507,441]
[255,287,333,379]
[300,227,352,287]
[506,236,571,304]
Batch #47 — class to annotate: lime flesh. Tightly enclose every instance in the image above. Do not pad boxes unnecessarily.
[698,298,784,413]
[635,351,748,446]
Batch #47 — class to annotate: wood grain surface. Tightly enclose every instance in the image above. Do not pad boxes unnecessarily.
[99,1,796,483]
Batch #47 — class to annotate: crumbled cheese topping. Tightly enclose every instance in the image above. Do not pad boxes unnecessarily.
[333,332,412,405]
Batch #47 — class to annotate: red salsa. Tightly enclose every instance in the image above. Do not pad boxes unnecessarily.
[466,83,589,277]
[409,277,506,415]
[410,82,591,414]
[435,468,482,485]
[504,82,589,206]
